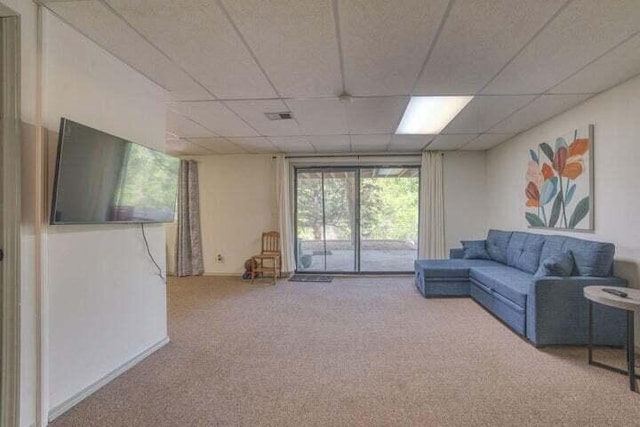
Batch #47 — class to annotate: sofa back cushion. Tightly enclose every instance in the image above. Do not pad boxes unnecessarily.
[539,235,615,277]
[506,232,545,274]
[535,251,575,277]
[486,230,512,264]
[461,240,491,260]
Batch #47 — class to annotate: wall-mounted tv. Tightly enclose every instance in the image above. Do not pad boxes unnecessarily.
[50,118,180,225]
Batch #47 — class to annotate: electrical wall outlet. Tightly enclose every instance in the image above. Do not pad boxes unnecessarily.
[217,254,223,262]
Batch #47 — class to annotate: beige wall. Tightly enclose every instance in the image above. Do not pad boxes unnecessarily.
[486,74,640,339]
[167,154,277,275]
[2,0,41,425]
[168,152,487,275]
[443,151,487,253]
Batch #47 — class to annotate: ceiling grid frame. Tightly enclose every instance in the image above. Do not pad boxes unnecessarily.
[545,29,640,94]
[103,0,287,152]
[331,0,347,95]
[97,0,217,100]
[39,0,640,154]
[475,0,573,96]
[214,0,284,100]
[408,0,456,95]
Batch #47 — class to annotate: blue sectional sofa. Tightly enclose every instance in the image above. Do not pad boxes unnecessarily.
[415,230,627,347]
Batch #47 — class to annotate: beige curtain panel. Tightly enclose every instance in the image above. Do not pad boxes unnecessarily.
[419,152,446,259]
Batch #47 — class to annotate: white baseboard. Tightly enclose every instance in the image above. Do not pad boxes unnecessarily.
[48,336,170,422]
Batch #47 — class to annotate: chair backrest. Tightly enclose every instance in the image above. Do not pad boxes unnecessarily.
[262,231,280,254]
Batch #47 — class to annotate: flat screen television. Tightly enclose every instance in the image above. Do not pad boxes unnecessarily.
[51,118,180,225]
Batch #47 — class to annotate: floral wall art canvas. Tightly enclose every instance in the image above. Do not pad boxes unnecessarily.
[525,125,594,230]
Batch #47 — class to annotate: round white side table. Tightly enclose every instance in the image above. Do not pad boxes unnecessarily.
[584,286,640,392]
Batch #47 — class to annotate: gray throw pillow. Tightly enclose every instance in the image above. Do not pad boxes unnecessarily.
[461,240,491,260]
[535,251,575,277]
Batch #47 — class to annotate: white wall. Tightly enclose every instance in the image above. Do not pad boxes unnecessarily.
[42,10,169,414]
[443,151,487,253]
[167,154,277,275]
[486,74,640,289]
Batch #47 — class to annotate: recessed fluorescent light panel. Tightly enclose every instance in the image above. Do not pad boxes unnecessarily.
[396,96,473,134]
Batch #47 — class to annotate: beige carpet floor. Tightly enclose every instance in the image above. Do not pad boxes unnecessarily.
[52,276,640,426]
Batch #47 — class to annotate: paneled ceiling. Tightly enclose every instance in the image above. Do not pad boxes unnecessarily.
[42,0,640,155]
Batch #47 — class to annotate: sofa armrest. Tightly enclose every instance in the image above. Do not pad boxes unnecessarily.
[450,248,464,259]
[527,276,628,346]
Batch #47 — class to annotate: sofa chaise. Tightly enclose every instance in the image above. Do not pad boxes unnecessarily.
[415,230,627,347]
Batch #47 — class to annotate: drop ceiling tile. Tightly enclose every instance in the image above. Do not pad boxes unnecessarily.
[427,134,479,151]
[106,0,277,99]
[225,100,301,136]
[166,138,215,155]
[169,102,258,137]
[490,94,592,133]
[339,0,449,95]
[483,0,640,94]
[186,137,246,154]
[551,33,640,94]
[389,135,435,152]
[309,135,350,153]
[414,0,564,95]
[220,0,341,98]
[443,95,535,133]
[226,137,280,153]
[268,136,316,153]
[350,134,391,152]
[166,111,215,138]
[345,97,409,134]
[47,0,209,99]
[285,99,348,135]
[462,133,516,151]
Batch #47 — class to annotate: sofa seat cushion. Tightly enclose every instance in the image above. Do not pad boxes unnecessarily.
[469,266,533,308]
[415,259,501,279]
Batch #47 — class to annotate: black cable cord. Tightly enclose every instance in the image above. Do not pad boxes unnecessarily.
[141,223,165,282]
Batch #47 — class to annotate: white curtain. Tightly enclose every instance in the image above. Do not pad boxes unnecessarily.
[419,152,446,259]
[276,156,296,274]
[176,160,204,276]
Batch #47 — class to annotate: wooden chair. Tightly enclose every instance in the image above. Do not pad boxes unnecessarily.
[251,231,281,284]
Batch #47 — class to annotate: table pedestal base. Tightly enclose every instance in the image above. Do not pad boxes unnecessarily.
[588,301,638,392]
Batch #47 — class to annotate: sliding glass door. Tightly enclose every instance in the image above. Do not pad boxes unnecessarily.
[360,168,419,271]
[295,166,419,273]
[296,169,357,272]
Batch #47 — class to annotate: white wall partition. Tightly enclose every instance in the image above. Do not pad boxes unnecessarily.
[42,10,169,416]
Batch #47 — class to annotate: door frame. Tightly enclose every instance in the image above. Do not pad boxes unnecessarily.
[293,165,420,274]
[0,12,21,427]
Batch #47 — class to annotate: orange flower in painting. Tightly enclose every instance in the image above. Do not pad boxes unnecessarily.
[541,163,554,180]
[563,138,590,180]
[569,138,589,156]
[563,156,584,179]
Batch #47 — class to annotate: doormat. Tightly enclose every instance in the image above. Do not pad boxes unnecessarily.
[288,274,333,283]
